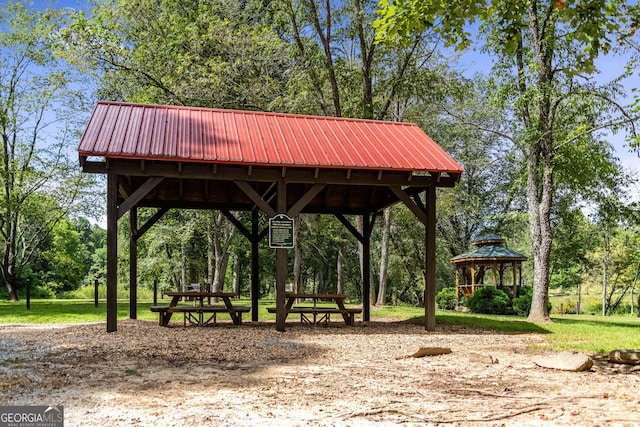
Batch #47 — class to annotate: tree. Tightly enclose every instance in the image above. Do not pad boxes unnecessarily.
[42,218,89,294]
[375,0,640,322]
[67,0,292,110]
[0,3,94,300]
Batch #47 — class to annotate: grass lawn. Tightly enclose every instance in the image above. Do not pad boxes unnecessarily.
[0,298,638,354]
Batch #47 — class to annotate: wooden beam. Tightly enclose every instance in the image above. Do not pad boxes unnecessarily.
[136,207,169,240]
[390,186,429,225]
[235,180,277,217]
[335,214,364,243]
[220,209,252,240]
[117,176,164,220]
[287,183,326,217]
[83,160,460,188]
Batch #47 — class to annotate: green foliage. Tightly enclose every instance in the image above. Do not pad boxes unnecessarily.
[375,1,639,76]
[466,286,510,314]
[511,286,533,316]
[435,287,458,310]
[375,0,640,324]
[0,2,95,300]
[41,219,90,294]
[67,0,291,110]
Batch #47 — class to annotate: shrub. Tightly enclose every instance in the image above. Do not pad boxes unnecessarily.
[466,286,510,314]
[512,286,533,316]
[436,287,458,310]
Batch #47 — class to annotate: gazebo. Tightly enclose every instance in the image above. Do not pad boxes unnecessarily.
[450,234,527,302]
[77,101,464,332]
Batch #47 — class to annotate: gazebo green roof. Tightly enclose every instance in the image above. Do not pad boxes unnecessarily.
[451,234,527,264]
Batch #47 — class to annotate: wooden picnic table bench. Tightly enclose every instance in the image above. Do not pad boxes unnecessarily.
[150,291,249,326]
[267,293,362,325]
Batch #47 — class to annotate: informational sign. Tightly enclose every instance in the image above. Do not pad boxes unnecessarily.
[269,214,294,248]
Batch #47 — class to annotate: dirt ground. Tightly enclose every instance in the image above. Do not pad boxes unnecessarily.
[0,317,639,427]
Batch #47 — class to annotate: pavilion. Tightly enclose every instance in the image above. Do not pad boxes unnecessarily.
[77,101,464,332]
[450,234,528,304]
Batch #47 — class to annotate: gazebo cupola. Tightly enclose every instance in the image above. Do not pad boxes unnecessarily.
[450,233,527,302]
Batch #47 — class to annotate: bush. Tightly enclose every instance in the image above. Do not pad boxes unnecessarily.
[466,286,510,314]
[512,286,533,316]
[436,287,458,310]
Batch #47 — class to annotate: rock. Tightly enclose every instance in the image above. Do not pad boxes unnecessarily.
[410,347,452,358]
[609,349,640,365]
[469,351,499,365]
[533,352,593,372]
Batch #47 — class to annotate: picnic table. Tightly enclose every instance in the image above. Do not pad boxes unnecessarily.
[150,291,250,326]
[267,293,362,325]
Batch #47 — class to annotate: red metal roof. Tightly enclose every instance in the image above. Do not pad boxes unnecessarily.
[78,101,463,174]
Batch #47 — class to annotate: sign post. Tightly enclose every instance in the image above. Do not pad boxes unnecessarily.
[269,214,294,249]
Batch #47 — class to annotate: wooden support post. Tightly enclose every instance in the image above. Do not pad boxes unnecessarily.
[424,186,436,332]
[251,209,260,322]
[26,281,31,310]
[130,206,137,320]
[153,279,158,305]
[275,179,287,332]
[106,173,118,332]
[362,214,371,322]
[94,278,99,307]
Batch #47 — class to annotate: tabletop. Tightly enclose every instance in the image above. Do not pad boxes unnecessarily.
[285,293,346,300]
[166,291,237,298]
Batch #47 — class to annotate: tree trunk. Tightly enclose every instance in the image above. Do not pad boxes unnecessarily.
[294,216,303,293]
[211,212,235,292]
[526,145,553,323]
[376,208,391,306]
[525,4,554,323]
[2,213,19,301]
[206,220,215,288]
[232,253,241,295]
[180,240,187,291]
[602,223,610,316]
[336,242,345,294]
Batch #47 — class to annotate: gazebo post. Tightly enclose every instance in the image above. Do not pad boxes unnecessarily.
[106,172,118,332]
[455,267,460,307]
[492,264,497,287]
[512,262,518,297]
[471,263,476,294]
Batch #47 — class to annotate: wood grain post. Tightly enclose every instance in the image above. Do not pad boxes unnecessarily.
[251,209,260,322]
[362,214,371,322]
[425,186,436,332]
[276,179,287,332]
[94,278,99,307]
[130,206,137,320]
[106,172,118,332]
